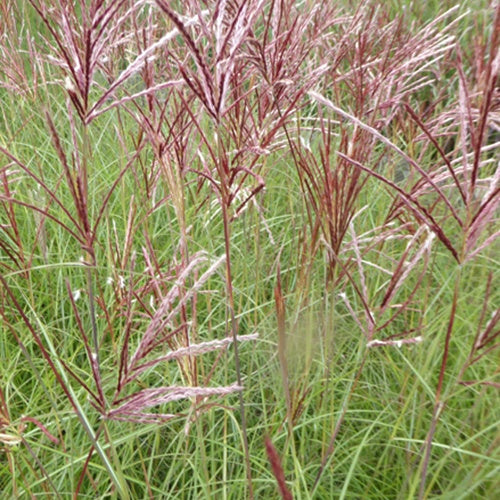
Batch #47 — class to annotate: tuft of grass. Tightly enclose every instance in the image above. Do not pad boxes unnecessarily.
[1,0,498,497]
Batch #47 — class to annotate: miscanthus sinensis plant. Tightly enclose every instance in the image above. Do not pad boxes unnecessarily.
[0,0,498,498]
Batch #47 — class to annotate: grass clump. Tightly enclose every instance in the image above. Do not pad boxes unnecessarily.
[1,0,498,498]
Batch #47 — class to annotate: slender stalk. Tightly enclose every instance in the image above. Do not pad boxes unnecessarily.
[80,126,101,371]
[275,263,293,437]
[221,200,254,499]
[85,265,101,367]
[312,345,368,494]
[20,437,61,498]
[80,123,129,496]
[419,268,462,499]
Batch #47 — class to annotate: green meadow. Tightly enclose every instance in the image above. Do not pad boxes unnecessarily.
[0,1,498,498]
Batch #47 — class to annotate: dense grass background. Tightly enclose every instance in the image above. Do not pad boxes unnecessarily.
[1,1,498,498]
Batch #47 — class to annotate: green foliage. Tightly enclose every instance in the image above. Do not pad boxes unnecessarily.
[1,0,498,498]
